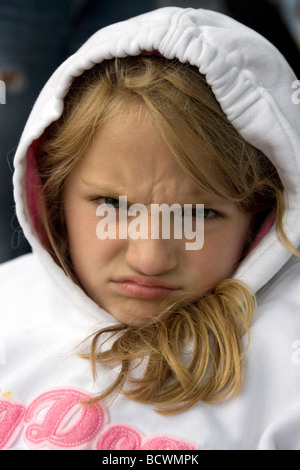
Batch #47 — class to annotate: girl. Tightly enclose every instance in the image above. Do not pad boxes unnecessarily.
[1,7,300,450]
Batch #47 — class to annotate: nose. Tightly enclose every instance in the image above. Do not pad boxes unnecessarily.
[125,237,178,276]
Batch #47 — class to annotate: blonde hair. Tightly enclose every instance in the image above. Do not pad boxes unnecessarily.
[37,56,290,413]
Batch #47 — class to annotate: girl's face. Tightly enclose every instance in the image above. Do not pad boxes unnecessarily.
[63,103,252,325]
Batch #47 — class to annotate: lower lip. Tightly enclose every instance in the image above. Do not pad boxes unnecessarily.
[112,281,176,300]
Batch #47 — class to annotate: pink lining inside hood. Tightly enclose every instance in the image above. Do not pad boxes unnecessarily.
[25,138,46,244]
[248,210,276,253]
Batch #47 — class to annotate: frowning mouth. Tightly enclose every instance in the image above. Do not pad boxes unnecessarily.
[112,275,179,300]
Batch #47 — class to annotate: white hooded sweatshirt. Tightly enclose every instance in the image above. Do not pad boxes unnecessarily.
[1,7,300,451]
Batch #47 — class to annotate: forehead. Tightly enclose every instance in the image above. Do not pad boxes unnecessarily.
[78,102,206,201]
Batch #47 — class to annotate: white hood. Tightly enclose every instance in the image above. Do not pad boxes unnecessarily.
[2,6,300,451]
[13,6,300,294]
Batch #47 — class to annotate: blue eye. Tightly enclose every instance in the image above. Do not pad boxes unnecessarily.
[98,197,120,208]
[187,207,218,219]
[203,208,217,219]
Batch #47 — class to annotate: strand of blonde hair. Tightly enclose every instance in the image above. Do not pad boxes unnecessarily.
[83,279,255,414]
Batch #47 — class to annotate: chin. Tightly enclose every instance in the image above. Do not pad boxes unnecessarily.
[112,305,161,327]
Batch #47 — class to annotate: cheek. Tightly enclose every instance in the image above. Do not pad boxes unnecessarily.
[184,243,227,279]
[64,204,100,277]
[206,222,249,271]
[65,208,96,254]
[63,198,127,271]
[67,215,124,277]
[184,222,250,292]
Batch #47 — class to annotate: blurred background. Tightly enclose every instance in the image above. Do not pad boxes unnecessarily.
[0,0,299,264]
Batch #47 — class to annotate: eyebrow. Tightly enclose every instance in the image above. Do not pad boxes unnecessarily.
[81,177,228,205]
[82,179,126,195]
